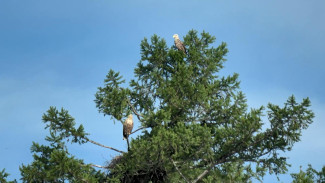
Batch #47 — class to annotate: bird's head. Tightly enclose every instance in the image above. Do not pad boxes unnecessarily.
[128,114,133,119]
[173,34,179,39]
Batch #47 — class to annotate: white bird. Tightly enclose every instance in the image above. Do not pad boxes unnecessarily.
[123,114,133,140]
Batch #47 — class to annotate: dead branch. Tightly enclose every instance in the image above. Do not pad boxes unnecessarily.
[90,164,107,169]
[170,158,190,183]
[85,137,125,153]
[192,159,225,183]
[130,127,146,135]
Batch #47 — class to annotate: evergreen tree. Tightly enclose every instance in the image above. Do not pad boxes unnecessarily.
[291,165,325,183]
[0,169,17,183]
[3,30,315,182]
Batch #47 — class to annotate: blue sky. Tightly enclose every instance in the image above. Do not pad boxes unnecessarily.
[0,0,324,182]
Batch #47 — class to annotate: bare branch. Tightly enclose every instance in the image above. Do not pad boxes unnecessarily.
[84,137,125,153]
[80,162,107,169]
[170,158,190,183]
[130,127,146,135]
[90,164,107,169]
[192,157,228,183]
[192,169,209,183]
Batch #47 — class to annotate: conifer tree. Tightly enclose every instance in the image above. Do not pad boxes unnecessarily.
[3,30,314,182]
[291,165,325,183]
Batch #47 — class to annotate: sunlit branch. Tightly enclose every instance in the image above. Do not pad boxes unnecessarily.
[170,158,190,183]
[90,164,107,169]
[84,137,125,154]
[130,127,146,135]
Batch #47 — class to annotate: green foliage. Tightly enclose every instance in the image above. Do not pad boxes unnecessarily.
[202,162,253,183]
[2,30,315,182]
[95,70,131,121]
[19,107,108,182]
[291,165,325,183]
[0,169,17,183]
[20,146,104,182]
[100,30,314,182]
[42,107,88,144]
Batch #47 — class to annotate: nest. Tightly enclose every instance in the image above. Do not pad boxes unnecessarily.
[106,155,123,169]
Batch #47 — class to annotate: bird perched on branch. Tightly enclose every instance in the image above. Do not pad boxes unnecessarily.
[173,34,186,53]
[123,114,133,140]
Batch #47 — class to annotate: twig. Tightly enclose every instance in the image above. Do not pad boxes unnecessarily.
[170,158,190,183]
[130,127,146,135]
[192,157,228,183]
[80,163,107,169]
[126,98,142,121]
[85,137,125,153]
[192,168,209,183]
[90,164,107,169]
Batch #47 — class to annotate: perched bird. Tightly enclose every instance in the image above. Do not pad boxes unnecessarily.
[123,114,134,140]
[173,34,186,53]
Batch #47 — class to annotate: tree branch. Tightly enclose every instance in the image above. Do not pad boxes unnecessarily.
[192,169,209,183]
[193,128,279,182]
[192,157,228,183]
[130,127,146,135]
[127,98,142,121]
[90,164,107,169]
[170,158,190,183]
[84,137,125,153]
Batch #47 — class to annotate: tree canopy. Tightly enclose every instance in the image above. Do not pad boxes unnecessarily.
[2,30,315,182]
[291,165,325,183]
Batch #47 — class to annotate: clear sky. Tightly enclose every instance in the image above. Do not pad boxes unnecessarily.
[0,0,324,182]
